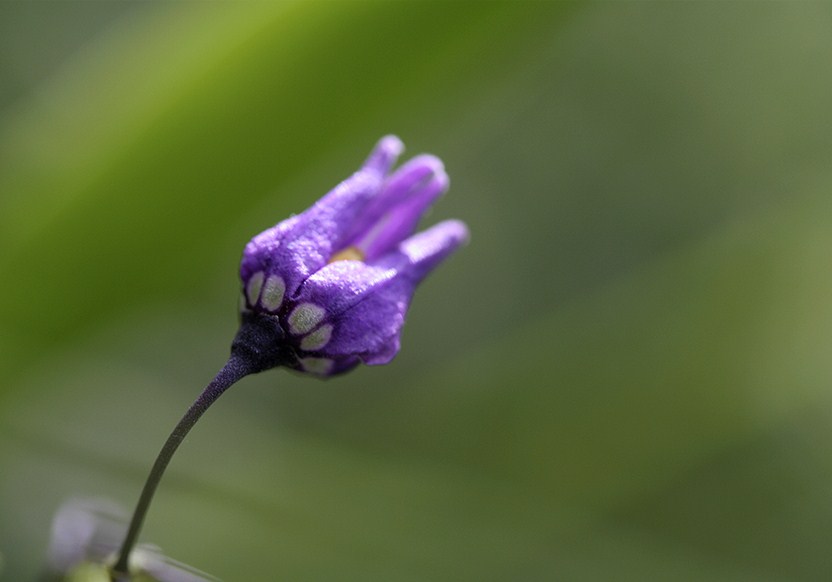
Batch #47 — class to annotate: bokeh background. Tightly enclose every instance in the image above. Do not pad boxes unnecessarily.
[2,2,832,580]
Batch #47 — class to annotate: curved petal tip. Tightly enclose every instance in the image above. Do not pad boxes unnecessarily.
[364,135,404,175]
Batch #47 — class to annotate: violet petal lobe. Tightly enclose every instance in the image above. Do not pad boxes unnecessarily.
[293,261,409,363]
[376,219,470,283]
[348,154,449,260]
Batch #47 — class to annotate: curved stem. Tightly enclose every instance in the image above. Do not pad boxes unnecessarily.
[111,355,253,577]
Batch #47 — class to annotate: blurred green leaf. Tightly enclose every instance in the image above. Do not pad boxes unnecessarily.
[4,2,832,581]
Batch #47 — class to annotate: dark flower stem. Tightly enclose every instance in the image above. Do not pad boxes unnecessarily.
[111,355,253,577]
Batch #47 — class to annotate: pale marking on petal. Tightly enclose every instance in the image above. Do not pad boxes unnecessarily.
[260,274,286,311]
[301,357,334,375]
[238,293,250,313]
[245,271,265,306]
[300,324,333,351]
[288,303,326,335]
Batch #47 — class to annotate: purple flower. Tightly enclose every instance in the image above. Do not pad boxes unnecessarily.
[233,135,468,377]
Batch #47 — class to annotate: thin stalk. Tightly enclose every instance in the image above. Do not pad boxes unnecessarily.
[111,355,253,577]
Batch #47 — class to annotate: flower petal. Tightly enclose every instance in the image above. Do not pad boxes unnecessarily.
[298,260,397,316]
[326,278,411,363]
[362,134,404,174]
[295,260,411,362]
[350,155,449,260]
[378,219,470,283]
[47,498,126,572]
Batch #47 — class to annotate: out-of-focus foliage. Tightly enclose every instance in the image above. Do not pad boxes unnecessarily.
[2,2,832,581]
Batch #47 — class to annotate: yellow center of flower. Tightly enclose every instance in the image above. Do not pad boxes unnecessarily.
[328,246,365,263]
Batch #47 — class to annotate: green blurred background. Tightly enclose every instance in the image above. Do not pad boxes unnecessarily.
[2,1,832,580]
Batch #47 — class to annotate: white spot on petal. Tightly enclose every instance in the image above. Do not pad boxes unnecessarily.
[300,324,333,351]
[288,303,326,335]
[260,274,286,312]
[245,271,265,306]
[301,357,334,376]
